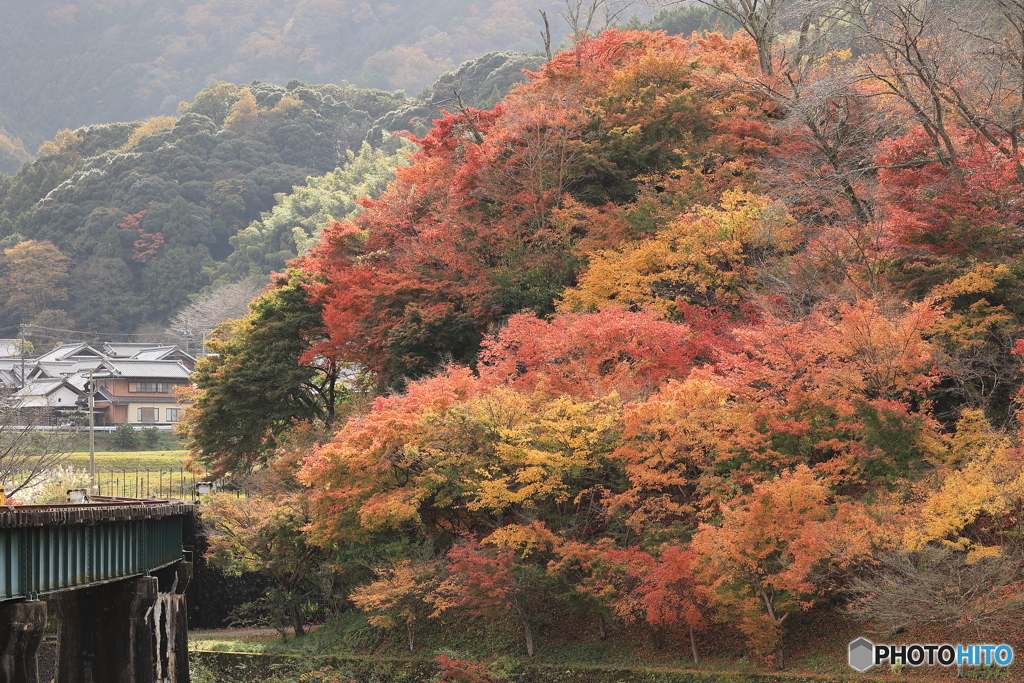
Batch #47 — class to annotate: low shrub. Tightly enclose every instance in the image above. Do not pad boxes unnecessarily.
[111,424,139,450]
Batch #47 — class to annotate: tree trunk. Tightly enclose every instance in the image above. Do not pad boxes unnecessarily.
[758,37,775,76]
[690,625,699,664]
[290,603,305,638]
[406,621,415,652]
[514,604,534,658]
[539,10,552,61]
[523,618,534,658]
[597,614,606,640]
[757,585,786,670]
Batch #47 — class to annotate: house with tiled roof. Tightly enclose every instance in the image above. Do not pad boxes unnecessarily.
[32,342,105,364]
[90,358,193,426]
[0,359,28,396]
[2,342,195,426]
[9,378,84,413]
[100,344,196,369]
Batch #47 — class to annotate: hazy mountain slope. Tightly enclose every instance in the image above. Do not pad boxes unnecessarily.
[0,53,540,338]
[0,0,564,150]
[0,80,408,337]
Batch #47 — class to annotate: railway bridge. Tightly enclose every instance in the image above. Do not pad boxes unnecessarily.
[0,497,193,683]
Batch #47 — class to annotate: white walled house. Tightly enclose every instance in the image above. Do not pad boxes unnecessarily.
[2,343,195,427]
[9,378,84,409]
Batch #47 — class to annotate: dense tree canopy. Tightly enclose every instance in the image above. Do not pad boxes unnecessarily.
[177,4,1024,669]
[303,30,768,386]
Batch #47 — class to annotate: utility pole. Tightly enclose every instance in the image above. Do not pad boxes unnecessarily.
[87,367,96,494]
[18,324,26,390]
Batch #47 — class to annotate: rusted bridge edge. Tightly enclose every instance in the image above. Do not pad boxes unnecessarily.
[0,497,194,602]
[0,497,194,528]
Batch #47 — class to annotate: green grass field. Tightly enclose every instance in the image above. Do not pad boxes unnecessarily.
[64,451,189,471]
[46,451,199,499]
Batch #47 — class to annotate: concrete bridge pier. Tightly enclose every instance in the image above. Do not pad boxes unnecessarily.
[54,566,190,683]
[0,600,47,683]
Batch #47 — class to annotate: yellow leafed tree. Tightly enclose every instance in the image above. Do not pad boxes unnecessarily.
[560,190,798,316]
[223,88,263,134]
[123,116,178,149]
[349,557,443,651]
[904,409,1024,560]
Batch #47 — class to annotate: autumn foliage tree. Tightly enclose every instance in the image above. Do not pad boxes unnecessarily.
[594,544,706,662]
[302,365,622,547]
[349,556,443,651]
[203,491,324,637]
[561,191,799,315]
[691,466,875,668]
[0,239,70,331]
[432,539,542,657]
[477,308,717,400]
[254,18,1024,671]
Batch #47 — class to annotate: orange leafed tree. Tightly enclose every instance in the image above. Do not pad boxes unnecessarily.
[0,239,71,325]
[691,466,875,668]
[609,376,757,530]
[477,308,712,401]
[349,557,443,651]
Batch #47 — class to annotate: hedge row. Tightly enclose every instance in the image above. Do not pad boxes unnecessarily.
[189,651,878,683]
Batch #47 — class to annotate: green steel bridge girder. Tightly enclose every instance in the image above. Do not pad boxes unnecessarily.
[0,499,192,601]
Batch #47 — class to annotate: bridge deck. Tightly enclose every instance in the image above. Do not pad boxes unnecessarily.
[0,497,192,601]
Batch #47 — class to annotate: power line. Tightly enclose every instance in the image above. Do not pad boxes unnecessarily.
[18,324,158,339]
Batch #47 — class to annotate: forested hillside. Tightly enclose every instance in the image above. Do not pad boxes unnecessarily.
[186,5,1024,670]
[0,0,567,155]
[0,52,539,339]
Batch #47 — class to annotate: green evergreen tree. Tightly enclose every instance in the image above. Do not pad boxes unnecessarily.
[180,269,341,476]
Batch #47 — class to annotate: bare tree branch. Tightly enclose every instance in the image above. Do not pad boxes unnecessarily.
[0,402,75,498]
[846,549,1024,643]
[166,279,264,356]
[562,0,646,42]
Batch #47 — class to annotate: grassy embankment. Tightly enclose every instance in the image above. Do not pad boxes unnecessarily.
[66,430,184,453]
[189,607,1020,682]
